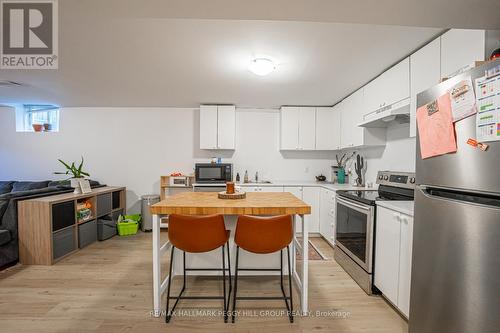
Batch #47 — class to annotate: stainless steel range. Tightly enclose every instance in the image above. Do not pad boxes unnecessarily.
[334,171,415,294]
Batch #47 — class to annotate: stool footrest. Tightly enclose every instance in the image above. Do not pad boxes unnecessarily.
[185,268,229,271]
[236,296,291,300]
[236,268,281,272]
[169,296,225,300]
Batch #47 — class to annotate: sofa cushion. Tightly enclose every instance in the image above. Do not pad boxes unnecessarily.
[0,181,15,195]
[11,181,50,192]
[0,229,10,246]
[48,179,102,188]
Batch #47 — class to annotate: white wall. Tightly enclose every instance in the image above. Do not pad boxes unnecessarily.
[0,107,415,211]
[344,123,416,184]
[0,106,336,211]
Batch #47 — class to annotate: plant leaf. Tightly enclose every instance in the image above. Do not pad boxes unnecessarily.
[58,159,71,170]
[77,156,84,174]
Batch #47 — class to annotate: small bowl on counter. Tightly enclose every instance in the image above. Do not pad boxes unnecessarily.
[315,175,327,182]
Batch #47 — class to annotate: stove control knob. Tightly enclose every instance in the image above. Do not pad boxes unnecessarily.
[410,177,416,184]
[378,175,383,180]
[383,175,389,180]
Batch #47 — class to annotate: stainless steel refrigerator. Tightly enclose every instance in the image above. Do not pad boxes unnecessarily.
[410,59,500,333]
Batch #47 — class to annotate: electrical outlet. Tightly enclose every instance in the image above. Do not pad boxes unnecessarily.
[305,167,309,173]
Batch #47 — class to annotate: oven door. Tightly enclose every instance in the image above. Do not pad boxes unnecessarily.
[336,196,375,273]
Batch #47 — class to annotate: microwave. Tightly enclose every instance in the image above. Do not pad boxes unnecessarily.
[195,163,233,183]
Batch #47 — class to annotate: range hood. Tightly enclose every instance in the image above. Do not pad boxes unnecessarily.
[358,97,410,128]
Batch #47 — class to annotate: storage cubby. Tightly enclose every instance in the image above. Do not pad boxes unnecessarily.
[18,186,126,265]
[112,191,122,210]
[76,197,96,224]
[97,214,116,241]
[52,201,76,231]
[78,219,97,248]
[53,226,77,260]
[96,193,112,217]
[112,209,124,223]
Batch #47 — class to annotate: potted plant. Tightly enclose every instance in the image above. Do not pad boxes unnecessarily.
[54,157,90,194]
[334,152,356,184]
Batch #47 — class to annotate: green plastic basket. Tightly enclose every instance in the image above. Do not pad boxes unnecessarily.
[117,214,142,236]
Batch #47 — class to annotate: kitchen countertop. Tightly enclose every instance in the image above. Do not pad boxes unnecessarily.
[376,200,414,216]
[151,192,311,215]
[238,181,377,191]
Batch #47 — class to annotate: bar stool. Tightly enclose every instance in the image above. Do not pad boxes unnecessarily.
[165,214,231,323]
[232,215,294,323]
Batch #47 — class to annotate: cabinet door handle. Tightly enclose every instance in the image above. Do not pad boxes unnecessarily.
[394,213,401,221]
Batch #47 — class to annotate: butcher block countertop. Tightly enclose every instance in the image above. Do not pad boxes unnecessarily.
[150,192,311,215]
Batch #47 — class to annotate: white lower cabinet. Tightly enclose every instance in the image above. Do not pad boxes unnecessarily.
[398,213,413,317]
[302,187,320,233]
[374,205,414,317]
[241,186,283,192]
[284,187,304,233]
[284,186,303,200]
[319,188,336,245]
[259,186,284,192]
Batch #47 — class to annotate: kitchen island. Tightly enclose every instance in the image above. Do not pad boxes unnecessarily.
[150,192,311,317]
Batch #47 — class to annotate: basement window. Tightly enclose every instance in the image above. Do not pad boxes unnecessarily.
[18,104,60,132]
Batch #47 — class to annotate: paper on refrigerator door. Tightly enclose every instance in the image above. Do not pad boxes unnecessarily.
[416,93,457,159]
[449,78,477,122]
[475,67,500,142]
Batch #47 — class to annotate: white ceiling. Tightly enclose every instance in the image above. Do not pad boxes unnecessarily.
[2,0,495,108]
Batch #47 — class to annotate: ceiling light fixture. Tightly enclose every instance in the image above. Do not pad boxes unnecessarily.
[248,58,276,76]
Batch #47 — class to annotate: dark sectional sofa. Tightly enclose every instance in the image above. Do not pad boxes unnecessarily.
[0,180,102,267]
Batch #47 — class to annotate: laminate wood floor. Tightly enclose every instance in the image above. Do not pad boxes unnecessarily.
[0,232,407,333]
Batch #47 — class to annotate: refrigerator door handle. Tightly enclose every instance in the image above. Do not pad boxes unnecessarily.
[419,186,500,209]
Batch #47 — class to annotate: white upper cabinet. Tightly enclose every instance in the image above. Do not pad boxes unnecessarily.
[410,39,441,137]
[280,107,316,150]
[315,107,341,150]
[199,105,218,149]
[280,107,300,150]
[440,29,485,78]
[199,105,235,150]
[384,57,410,106]
[217,105,236,149]
[298,107,316,150]
[364,57,410,115]
[340,88,385,149]
[341,88,364,148]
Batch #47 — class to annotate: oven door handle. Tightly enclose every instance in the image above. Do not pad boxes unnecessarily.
[336,196,372,213]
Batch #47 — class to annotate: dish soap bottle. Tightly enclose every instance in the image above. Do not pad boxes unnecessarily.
[236,172,240,182]
[244,170,249,183]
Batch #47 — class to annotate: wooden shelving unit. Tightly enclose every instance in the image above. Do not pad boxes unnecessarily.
[160,175,194,200]
[18,186,126,265]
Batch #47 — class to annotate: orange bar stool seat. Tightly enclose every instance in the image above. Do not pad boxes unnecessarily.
[232,215,294,323]
[165,214,231,323]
